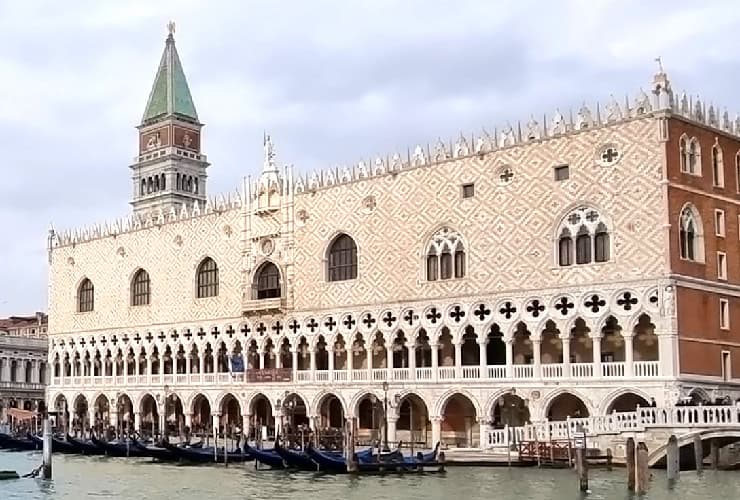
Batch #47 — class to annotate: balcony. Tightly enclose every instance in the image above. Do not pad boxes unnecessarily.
[242,297,286,315]
[49,360,662,388]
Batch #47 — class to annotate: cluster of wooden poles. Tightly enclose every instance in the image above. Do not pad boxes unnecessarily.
[574,435,724,495]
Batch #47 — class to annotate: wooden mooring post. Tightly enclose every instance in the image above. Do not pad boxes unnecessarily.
[693,435,703,473]
[626,438,636,492]
[345,418,358,473]
[635,442,649,495]
[42,417,52,479]
[575,447,588,492]
[605,448,612,471]
[666,435,679,487]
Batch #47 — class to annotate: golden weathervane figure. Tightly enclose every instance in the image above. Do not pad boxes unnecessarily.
[167,20,176,36]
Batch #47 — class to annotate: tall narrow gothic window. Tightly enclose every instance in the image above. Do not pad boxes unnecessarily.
[594,223,610,262]
[558,228,573,266]
[575,226,591,264]
[426,248,439,281]
[679,135,687,172]
[425,227,466,281]
[255,262,281,299]
[327,234,358,282]
[131,269,151,306]
[556,206,610,267]
[712,143,724,187]
[688,138,700,175]
[196,257,219,298]
[78,278,94,312]
[735,152,740,193]
[679,205,703,262]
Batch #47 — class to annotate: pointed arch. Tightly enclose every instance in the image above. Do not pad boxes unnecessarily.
[77,278,94,312]
[679,133,688,172]
[425,226,466,281]
[131,268,151,306]
[554,205,611,267]
[326,232,358,282]
[679,203,704,262]
[253,260,281,299]
[196,257,219,298]
[711,140,725,187]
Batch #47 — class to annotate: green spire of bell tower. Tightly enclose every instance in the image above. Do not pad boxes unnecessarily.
[141,22,199,125]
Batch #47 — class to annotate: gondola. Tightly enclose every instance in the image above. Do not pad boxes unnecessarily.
[130,438,178,461]
[162,441,252,464]
[243,443,287,469]
[273,441,318,471]
[90,436,148,457]
[306,443,441,474]
[26,433,78,454]
[0,433,39,451]
[66,434,105,455]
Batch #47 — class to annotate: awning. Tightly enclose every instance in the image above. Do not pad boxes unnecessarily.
[7,408,37,421]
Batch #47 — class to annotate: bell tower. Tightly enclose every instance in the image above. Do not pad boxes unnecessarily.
[130,22,209,217]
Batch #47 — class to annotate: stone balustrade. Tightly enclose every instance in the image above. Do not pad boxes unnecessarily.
[51,360,661,388]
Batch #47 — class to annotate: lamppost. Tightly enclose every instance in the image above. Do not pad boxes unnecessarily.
[373,381,399,452]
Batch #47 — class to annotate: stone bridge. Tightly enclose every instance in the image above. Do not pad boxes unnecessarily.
[483,405,740,468]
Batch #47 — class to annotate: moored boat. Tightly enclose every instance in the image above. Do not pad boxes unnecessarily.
[66,434,105,455]
[130,438,178,461]
[0,433,39,451]
[162,441,251,464]
[90,436,148,457]
[243,443,286,469]
[273,442,318,471]
[26,433,78,454]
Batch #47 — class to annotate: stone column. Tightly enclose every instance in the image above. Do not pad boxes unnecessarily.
[241,413,251,440]
[122,357,128,382]
[185,413,193,430]
[505,339,513,378]
[185,355,191,376]
[478,417,488,449]
[199,353,205,374]
[454,341,462,378]
[275,350,282,369]
[431,342,439,382]
[406,341,415,379]
[347,343,354,376]
[146,356,152,378]
[532,338,542,379]
[478,339,487,378]
[327,347,334,377]
[431,417,442,446]
[386,344,393,379]
[135,355,141,376]
[367,344,373,371]
[134,412,142,432]
[386,417,398,447]
[591,336,602,379]
[561,337,571,377]
[309,347,316,373]
[624,334,634,378]
[211,413,220,440]
[291,349,298,380]
[112,358,117,378]
[259,350,265,370]
[658,331,677,378]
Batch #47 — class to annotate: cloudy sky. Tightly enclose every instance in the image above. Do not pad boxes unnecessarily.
[1,0,738,316]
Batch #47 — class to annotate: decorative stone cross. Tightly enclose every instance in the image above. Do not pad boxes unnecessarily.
[499,302,517,319]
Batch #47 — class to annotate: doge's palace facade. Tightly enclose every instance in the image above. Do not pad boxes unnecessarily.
[46,31,740,448]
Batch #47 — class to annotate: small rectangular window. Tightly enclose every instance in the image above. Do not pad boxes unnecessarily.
[718,252,728,280]
[554,165,570,181]
[722,350,731,381]
[720,299,730,330]
[715,209,726,237]
[461,183,475,199]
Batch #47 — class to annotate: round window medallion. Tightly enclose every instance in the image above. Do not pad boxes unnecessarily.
[261,238,274,256]
[496,166,514,186]
[362,195,376,214]
[596,144,621,166]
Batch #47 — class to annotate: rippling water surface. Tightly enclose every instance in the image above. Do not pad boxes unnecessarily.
[1,450,739,500]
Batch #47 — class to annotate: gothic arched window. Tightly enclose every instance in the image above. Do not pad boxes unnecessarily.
[679,135,688,173]
[78,278,95,313]
[426,227,466,281]
[688,137,701,175]
[327,233,358,282]
[556,206,611,267]
[558,228,573,266]
[712,142,724,187]
[196,257,219,298]
[255,262,281,299]
[594,223,610,262]
[131,269,151,306]
[679,205,703,262]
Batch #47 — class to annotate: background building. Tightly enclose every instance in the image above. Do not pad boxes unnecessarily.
[0,312,48,424]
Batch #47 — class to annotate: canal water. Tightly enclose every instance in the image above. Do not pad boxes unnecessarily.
[1,450,739,499]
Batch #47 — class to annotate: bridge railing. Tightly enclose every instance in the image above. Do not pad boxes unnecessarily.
[483,405,740,450]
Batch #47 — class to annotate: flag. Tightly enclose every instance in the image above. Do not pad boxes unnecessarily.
[230,355,245,372]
